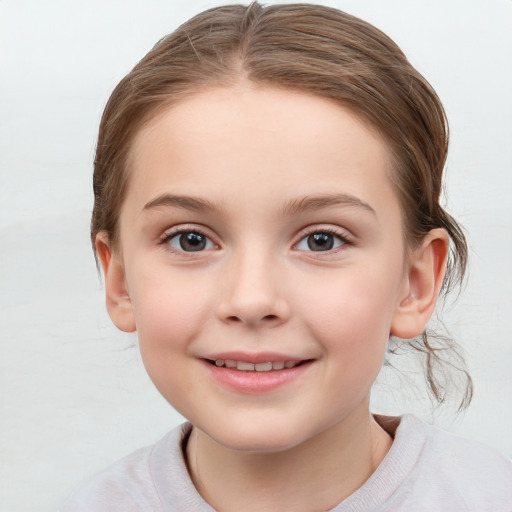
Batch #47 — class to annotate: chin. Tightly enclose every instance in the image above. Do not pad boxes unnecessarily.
[218,432,304,454]
[200,416,320,455]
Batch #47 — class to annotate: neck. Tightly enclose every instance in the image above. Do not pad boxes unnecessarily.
[186,405,393,512]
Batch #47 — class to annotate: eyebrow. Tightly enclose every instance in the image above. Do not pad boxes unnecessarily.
[142,194,223,214]
[280,193,376,217]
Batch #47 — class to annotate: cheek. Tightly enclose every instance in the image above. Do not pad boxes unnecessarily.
[128,267,213,354]
[294,263,403,385]
[298,268,399,338]
[126,268,216,408]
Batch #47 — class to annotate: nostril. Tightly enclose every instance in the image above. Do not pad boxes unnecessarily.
[225,314,279,324]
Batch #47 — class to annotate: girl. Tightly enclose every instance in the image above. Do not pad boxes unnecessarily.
[61,3,512,511]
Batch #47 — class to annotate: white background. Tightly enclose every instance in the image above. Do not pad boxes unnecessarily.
[1,1,511,510]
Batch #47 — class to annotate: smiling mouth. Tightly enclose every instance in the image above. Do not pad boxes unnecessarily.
[205,359,309,372]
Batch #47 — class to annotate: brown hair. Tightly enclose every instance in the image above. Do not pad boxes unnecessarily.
[91,2,472,409]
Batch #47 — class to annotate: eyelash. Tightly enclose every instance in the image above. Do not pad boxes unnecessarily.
[158,225,353,255]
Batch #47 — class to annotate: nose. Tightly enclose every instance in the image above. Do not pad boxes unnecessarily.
[215,248,290,328]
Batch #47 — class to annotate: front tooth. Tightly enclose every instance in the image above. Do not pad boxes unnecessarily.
[225,360,237,368]
[284,361,297,369]
[255,362,273,372]
[272,361,285,370]
[237,361,255,371]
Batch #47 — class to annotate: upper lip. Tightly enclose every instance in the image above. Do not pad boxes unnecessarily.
[201,351,310,364]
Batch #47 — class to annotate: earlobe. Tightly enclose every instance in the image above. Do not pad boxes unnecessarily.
[390,229,449,339]
[95,233,136,333]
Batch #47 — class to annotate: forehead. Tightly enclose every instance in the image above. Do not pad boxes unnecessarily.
[124,84,398,221]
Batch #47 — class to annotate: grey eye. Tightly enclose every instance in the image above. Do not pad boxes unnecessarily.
[296,232,344,252]
[169,232,215,252]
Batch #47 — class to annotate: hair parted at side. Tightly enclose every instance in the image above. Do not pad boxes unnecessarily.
[91,2,472,409]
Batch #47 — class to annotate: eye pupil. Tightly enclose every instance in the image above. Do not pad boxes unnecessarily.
[180,232,206,251]
[307,233,334,251]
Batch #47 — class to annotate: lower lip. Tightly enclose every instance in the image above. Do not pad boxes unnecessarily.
[202,360,313,394]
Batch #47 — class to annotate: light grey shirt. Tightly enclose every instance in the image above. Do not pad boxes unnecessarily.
[60,414,512,511]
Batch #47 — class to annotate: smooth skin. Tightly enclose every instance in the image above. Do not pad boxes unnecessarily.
[96,82,448,512]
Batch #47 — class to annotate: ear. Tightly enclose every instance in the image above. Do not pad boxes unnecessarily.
[391,228,449,339]
[95,232,136,333]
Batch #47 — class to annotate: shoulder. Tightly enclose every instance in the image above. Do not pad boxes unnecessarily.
[59,423,193,512]
[393,414,512,511]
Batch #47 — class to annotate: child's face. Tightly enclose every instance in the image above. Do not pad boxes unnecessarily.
[110,84,413,452]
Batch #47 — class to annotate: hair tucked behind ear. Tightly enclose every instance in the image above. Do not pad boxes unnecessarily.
[91,1,472,410]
